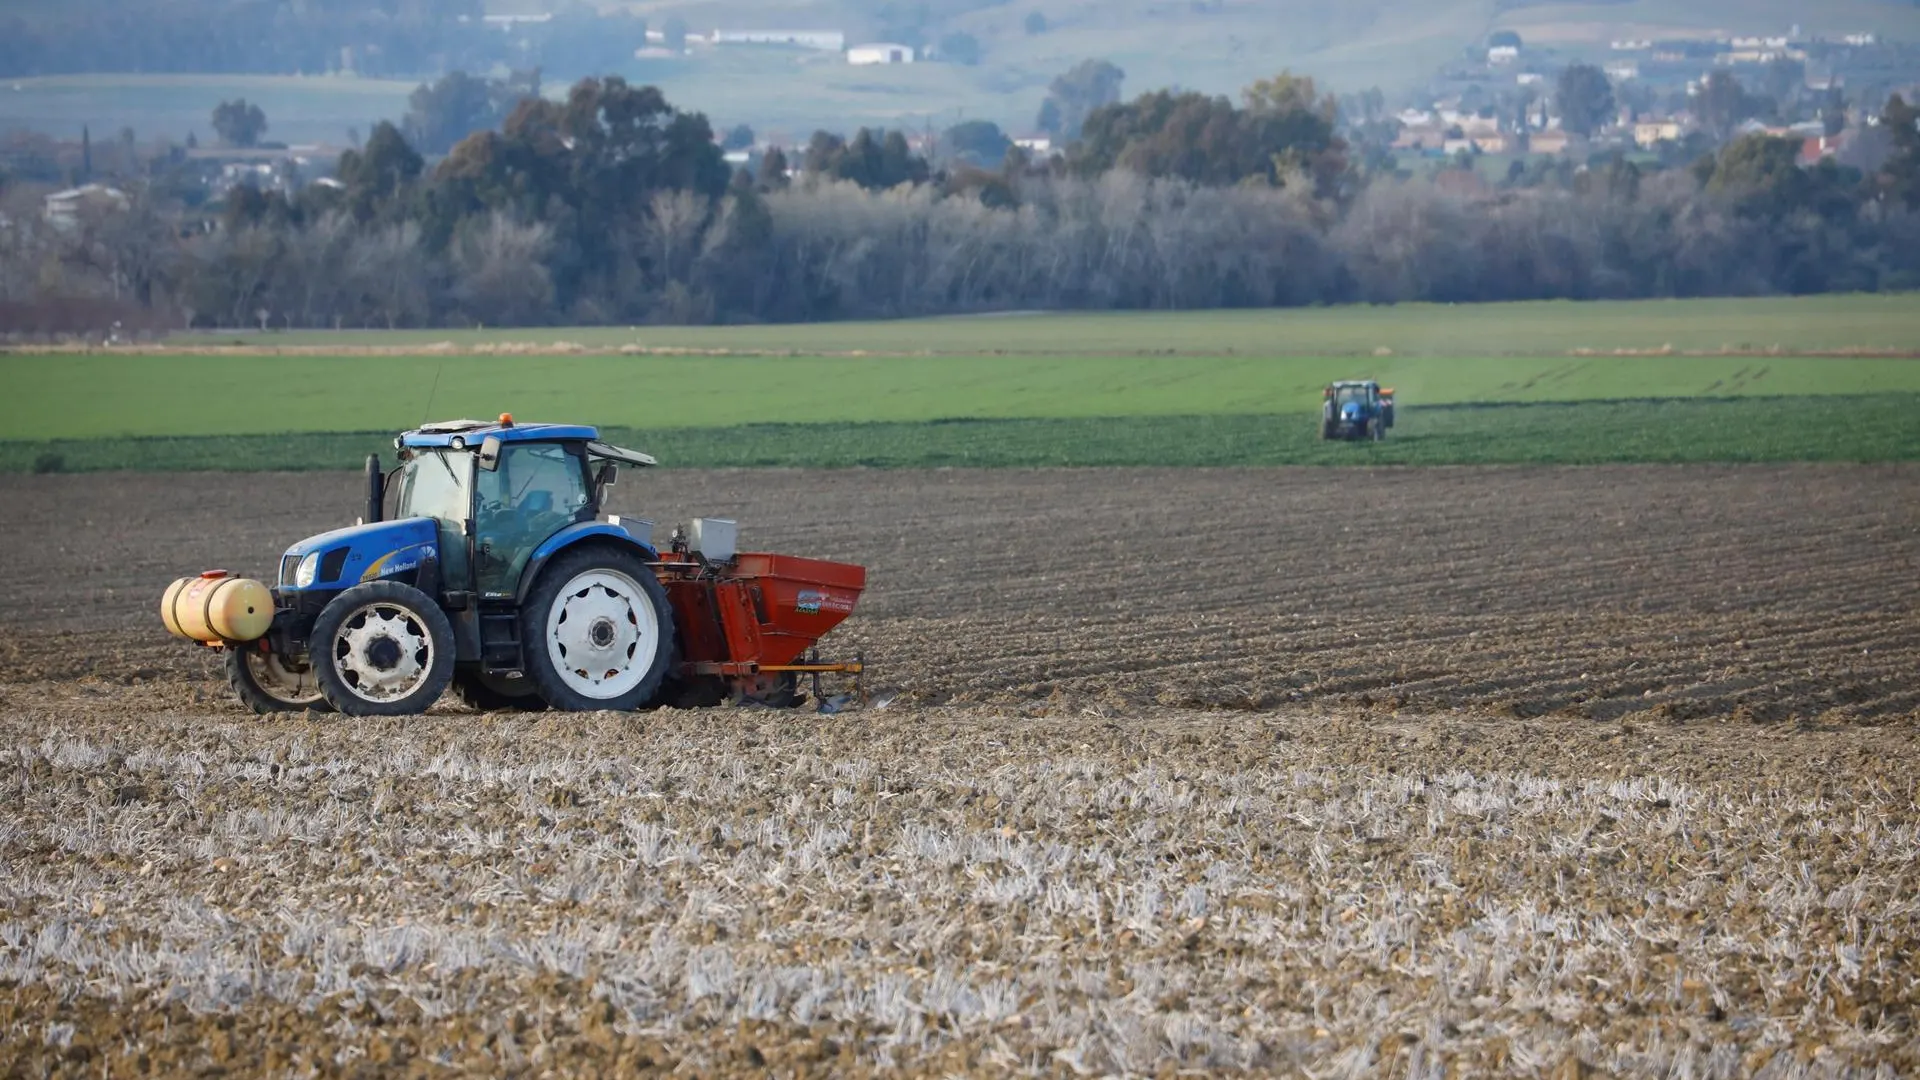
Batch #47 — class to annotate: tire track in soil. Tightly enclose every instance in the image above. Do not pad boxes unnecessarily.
[0,464,1915,723]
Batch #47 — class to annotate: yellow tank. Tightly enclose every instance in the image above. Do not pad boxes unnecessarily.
[161,571,274,643]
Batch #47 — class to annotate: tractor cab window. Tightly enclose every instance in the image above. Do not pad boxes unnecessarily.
[394,449,471,523]
[473,442,591,597]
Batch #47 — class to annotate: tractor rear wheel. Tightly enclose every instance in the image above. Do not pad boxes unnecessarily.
[1321,419,1335,440]
[311,582,455,716]
[227,647,331,714]
[454,668,549,712]
[521,546,676,712]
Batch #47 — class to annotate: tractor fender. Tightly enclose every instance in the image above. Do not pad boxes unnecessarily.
[514,522,660,605]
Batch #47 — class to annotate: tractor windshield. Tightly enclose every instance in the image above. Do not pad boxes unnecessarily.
[393,449,472,524]
[1334,386,1372,407]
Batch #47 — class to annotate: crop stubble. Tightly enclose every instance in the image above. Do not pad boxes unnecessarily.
[2,465,1918,1076]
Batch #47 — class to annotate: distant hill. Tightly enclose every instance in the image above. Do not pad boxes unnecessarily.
[564,0,1920,134]
[3,0,1916,147]
[592,0,1920,91]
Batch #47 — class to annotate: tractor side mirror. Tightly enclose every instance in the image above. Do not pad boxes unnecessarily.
[595,462,617,489]
[477,435,501,472]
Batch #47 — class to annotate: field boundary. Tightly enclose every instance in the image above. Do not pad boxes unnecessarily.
[7,342,1920,360]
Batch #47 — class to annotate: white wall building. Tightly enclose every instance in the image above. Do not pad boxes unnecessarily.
[848,43,915,65]
[43,184,128,230]
[713,29,846,50]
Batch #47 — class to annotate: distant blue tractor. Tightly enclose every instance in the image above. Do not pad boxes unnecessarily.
[1321,380,1396,441]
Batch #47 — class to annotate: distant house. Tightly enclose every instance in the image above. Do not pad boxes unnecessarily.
[1799,135,1846,166]
[847,43,914,65]
[1606,61,1640,81]
[1473,133,1512,154]
[43,184,129,230]
[1516,72,1546,86]
[1634,119,1686,146]
[1392,126,1447,151]
[1529,129,1573,155]
[713,29,846,50]
[480,13,551,31]
[1013,135,1053,155]
[1487,45,1520,65]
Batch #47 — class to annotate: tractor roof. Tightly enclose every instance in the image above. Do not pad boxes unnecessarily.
[400,418,657,465]
[1330,380,1379,388]
[401,418,598,447]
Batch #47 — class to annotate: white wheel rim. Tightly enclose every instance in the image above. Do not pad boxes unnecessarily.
[544,568,659,700]
[246,652,324,705]
[331,602,435,703]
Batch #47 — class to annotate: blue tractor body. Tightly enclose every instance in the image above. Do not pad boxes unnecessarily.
[1321,380,1396,442]
[165,413,870,719]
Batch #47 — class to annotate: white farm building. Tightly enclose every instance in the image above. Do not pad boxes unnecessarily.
[848,43,914,65]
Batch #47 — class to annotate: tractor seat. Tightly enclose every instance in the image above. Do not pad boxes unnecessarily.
[520,489,554,514]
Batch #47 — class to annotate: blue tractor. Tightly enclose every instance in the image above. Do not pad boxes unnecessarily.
[161,415,868,717]
[1321,380,1395,441]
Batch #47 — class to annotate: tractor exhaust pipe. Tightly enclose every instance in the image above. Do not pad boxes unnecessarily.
[364,454,383,524]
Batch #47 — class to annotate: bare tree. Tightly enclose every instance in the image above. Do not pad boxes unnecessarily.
[451,212,554,326]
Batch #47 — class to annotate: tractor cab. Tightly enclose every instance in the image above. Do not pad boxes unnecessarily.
[386,416,655,602]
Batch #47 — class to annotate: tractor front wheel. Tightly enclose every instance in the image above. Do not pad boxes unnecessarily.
[521,546,675,712]
[227,647,331,715]
[311,582,455,716]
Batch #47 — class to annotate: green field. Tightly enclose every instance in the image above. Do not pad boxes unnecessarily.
[8,297,1919,471]
[0,74,416,146]
[6,351,1920,443]
[5,397,1916,472]
[181,294,1920,358]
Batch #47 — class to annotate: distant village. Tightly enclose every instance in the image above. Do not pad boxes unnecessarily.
[1392,27,1915,172]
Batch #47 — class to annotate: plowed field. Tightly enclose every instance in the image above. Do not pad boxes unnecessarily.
[4,466,1919,1077]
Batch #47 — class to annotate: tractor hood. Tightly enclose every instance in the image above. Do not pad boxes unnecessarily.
[278,518,439,593]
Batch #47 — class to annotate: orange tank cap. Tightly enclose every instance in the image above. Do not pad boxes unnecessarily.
[498,412,514,427]
[199,569,231,579]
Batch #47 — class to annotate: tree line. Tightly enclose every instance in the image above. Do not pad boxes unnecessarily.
[3,73,1918,335]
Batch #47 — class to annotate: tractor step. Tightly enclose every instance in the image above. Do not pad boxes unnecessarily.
[478,611,522,669]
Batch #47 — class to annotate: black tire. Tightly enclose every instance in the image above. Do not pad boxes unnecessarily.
[520,545,676,712]
[311,581,455,716]
[226,646,332,715]
[453,667,549,712]
[1321,419,1335,440]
